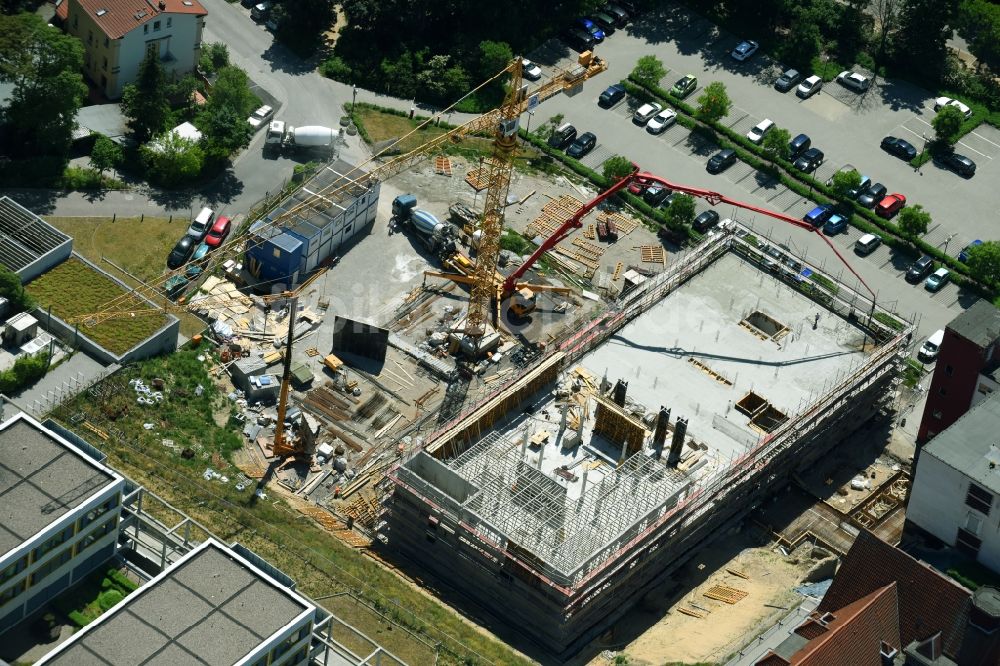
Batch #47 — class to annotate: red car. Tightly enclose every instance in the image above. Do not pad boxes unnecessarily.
[876,193,906,218]
[204,216,231,247]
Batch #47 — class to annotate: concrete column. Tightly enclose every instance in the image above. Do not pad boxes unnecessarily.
[653,407,670,460]
[613,379,628,406]
[668,417,688,467]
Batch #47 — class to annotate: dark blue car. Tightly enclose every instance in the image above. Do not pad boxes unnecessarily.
[803,204,834,227]
[575,17,605,42]
[823,214,847,235]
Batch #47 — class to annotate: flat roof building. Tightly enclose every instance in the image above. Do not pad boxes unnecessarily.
[37,538,317,666]
[0,197,72,283]
[0,412,125,633]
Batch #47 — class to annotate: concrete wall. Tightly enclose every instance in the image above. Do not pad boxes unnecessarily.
[17,238,72,285]
[908,453,1000,573]
[34,254,180,365]
[919,330,990,443]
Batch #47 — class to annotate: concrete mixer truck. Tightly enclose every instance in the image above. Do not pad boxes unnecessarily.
[391,194,458,260]
[264,121,338,155]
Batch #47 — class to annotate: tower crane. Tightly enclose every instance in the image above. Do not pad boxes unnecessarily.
[67,54,608,327]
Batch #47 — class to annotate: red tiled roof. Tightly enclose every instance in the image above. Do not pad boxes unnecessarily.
[55,0,69,21]
[819,530,971,659]
[756,655,790,666]
[792,584,899,666]
[73,0,205,40]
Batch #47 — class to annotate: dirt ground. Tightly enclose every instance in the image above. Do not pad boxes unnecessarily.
[589,534,817,666]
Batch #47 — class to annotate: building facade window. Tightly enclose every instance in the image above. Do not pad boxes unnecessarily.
[79,494,119,531]
[73,14,78,27]
[104,36,109,47]
[30,547,73,586]
[75,516,118,556]
[34,525,75,561]
[167,17,172,27]
[103,56,108,71]
[146,41,158,59]
[956,527,983,557]
[153,20,161,31]
[1,556,27,585]
[87,29,93,45]
[966,483,993,515]
[0,579,27,604]
[144,24,149,34]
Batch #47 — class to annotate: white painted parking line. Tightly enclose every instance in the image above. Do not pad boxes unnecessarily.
[898,125,992,159]
[969,130,1000,149]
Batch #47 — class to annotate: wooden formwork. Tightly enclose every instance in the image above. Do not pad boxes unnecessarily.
[597,210,639,236]
[592,395,648,459]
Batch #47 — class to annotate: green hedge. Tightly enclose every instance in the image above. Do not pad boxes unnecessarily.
[623,76,996,300]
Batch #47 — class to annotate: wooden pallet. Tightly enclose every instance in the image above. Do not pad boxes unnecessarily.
[525,195,584,238]
[613,261,624,281]
[305,347,320,357]
[465,160,496,190]
[704,585,749,604]
[597,210,639,236]
[584,224,596,240]
[678,607,705,618]
[434,155,453,176]
[571,237,605,261]
[553,246,601,271]
[639,245,666,264]
[727,568,750,580]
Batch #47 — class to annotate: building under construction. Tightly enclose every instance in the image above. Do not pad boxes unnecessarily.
[382,225,912,659]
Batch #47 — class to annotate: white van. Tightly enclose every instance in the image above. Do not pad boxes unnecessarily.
[918,329,945,363]
[746,118,774,144]
[187,207,215,240]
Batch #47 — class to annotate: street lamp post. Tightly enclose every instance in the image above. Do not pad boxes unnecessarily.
[351,85,357,115]
[918,133,929,174]
[943,232,957,257]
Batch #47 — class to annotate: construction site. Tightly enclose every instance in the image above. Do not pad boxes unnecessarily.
[383,225,912,659]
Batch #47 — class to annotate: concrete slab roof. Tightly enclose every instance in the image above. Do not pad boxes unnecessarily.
[0,413,117,558]
[39,540,314,666]
[922,391,1000,494]
[947,299,1000,349]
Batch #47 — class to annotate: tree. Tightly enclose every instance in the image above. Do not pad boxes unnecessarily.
[631,55,666,87]
[0,13,87,159]
[121,52,171,143]
[417,54,454,103]
[199,105,253,161]
[830,169,862,200]
[781,13,822,70]
[761,127,792,161]
[206,66,257,119]
[0,263,33,313]
[898,204,931,236]
[932,105,965,144]
[603,155,634,181]
[956,0,1000,73]
[894,0,959,83]
[665,194,696,228]
[380,51,417,98]
[90,136,123,176]
[871,0,903,63]
[696,82,732,123]
[441,64,471,102]
[199,42,229,75]
[274,0,335,54]
[140,131,204,187]
[966,241,1000,286]
[479,40,513,80]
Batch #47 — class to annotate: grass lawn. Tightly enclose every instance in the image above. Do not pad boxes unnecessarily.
[26,258,170,355]
[50,348,532,666]
[52,566,138,627]
[44,217,207,338]
[355,107,542,166]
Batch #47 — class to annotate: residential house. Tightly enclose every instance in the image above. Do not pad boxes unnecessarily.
[56,0,207,100]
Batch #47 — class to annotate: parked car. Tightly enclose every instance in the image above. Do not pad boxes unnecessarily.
[566,132,597,158]
[204,216,232,248]
[240,0,255,7]
[250,1,270,21]
[247,104,274,130]
[693,209,720,232]
[925,267,950,292]
[746,118,774,144]
[167,235,196,269]
[575,17,605,42]
[627,180,647,196]
[803,204,834,226]
[730,40,759,61]
[850,174,873,199]
[796,75,822,98]
[633,102,663,124]
[774,69,801,93]
[905,254,934,283]
[521,59,542,81]
[548,123,577,149]
[164,274,189,299]
[857,182,887,208]
[934,96,972,119]
[644,185,671,207]
[564,28,596,52]
[788,133,811,159]
[934,151,976,177]
[918,329,945,362]
[881,136,917,160]
[670,75,698,99]
[646,108,677,134]
[793,147,824,172]
[191,242,211,264]
[590,12,617,35]
[854,233,882,256]
[598,83,626,107]
[707,148,737,173]
[602,3,630,25]
[823,214,847,235]
[959,240,983,262]
[876,193,906,218]
[836,71,871,92]
[187,207,215,240]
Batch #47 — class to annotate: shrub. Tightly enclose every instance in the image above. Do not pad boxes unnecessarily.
[320,56,353,82]
[0,353,49,395]
[97,589,124,611]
